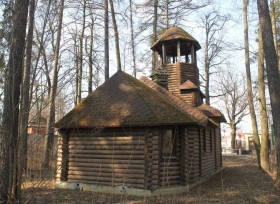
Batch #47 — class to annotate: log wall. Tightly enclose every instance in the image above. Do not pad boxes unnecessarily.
[200,127,222,177]
[56,125,223,190]
[186,126,200,183]
[58,128,147,189]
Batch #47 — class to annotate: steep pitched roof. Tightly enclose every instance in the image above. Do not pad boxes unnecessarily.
[139,76,209,127]
[198,104,227,123]
[55,71,200,129]
[151,26,201,51]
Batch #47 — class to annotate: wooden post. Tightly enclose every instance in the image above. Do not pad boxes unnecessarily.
[162,43,166,64]
[191,43,195,64]
[198,127,202,177]
[177,41,181,62]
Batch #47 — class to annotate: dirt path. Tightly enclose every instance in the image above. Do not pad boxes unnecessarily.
[23,155,280,203]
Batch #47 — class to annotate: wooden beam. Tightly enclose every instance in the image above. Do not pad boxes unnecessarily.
[177,41,181,62]
[191,43,195,64]
[162,43,166,64]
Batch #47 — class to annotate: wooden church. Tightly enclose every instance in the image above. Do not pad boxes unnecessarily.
[54,26,226,195]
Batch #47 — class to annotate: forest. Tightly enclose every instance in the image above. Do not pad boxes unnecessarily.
[0,0,280,203]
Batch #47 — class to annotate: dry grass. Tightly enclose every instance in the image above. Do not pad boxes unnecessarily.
[22,155,280,204]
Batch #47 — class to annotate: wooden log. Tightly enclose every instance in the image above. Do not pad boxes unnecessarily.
[68,158,144,165]
[68,140,144,146]
[68,171,145,179]
[67,175,144,184]
[68,161,144,169]
[68,154,145,160]
[69,149,143,155]
[68,165,144,175]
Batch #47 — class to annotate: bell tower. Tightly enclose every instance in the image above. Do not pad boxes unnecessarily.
[151,26,205,107]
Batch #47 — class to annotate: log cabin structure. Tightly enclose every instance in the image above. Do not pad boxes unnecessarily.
[54,26,226,196]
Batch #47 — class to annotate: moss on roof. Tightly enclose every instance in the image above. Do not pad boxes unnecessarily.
[151,26,201,51]
[55,71,199,129]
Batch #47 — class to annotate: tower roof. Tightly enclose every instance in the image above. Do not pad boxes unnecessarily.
[151,26,201,52]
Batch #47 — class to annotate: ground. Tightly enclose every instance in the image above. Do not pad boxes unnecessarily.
[22,155,280,204]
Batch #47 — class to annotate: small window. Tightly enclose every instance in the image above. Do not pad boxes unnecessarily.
[162,129,176,156]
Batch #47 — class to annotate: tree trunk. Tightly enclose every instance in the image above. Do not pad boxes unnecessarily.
[109,0,121,71]
[76,0,86,104]
[269,0,279,74]
[152,0,158,72]
[230,123,236,150]
[243,0,261,167]
[129,0,136,77]
[204,30,210,105]
[17,0,36,200]
[104,0,109,80]
[0,0,29,202]
[165,0,169,29]
[258,24,270,172]
[42,0,65,169]
[88,8,94,94]
[257,0,280,187]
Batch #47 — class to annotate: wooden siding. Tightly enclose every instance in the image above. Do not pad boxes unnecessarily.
[164,62,201,106]
[58,128,147,189]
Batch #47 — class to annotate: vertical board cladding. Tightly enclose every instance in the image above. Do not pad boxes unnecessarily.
[62,128,147,189]
[201,128,217,177]
[186,126,200,183]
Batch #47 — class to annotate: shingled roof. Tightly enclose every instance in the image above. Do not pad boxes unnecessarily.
[55,71,204,129]
[151,26,201,51]
[198,104,227,123]
[140,76,209,127]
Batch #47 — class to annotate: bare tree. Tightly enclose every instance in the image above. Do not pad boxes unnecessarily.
[258,23,270,172]
[76,0,87,104]
[243,0,260,167]
[42,0,65,169]
[17,0,36,200]
[109,0,121,71]
[129,0,137,77]
[199,8,229,105]
[104,0,109,80]
[0,0,29,202]
[214,68,248,150]
[257,0,280,187]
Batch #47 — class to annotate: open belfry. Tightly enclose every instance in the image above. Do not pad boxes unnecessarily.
[55,26,226,195]
[151,26,205,107]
